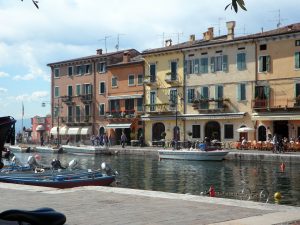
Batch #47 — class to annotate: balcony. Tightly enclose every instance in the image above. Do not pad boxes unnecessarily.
[61,96,74,105]
[192,98,229,112]
[165,73,179,85]
[143,76,157,87]
[252,97,300,112]
[144,103,174,114]
[80,94,92,103]
[64,115,92,125]
[105,110,136,121]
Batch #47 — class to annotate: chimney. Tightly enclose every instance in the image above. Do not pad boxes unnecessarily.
[165,39,172,47]
[226,21,236,40]
[189,34,195,42]
[203,27,214,41]
[123,51,130,63]
[96,49,103,55]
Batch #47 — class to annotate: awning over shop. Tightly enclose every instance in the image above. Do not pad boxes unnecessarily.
[80,127,92,135]
[67,127,81,135]
[36,125,45,131]
[50,126,68,135]
[252,113,300,121]
[106,123,132,129]
[108,94,143,100]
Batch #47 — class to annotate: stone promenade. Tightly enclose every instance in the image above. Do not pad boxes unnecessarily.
[0,183,300,225]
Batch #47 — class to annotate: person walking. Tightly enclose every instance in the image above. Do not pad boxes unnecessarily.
[40,135,44,146]
[121,132,127,148]
[273,133,278,153]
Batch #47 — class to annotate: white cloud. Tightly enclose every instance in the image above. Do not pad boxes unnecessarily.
[13,91,49,102]
[0,72,9,78]
[0,87,8,94]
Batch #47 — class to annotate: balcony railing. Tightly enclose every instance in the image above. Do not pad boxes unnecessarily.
[192,98,229,112]
[165,73,179,85]
[61,96,74,105]
[62,115,92,124]
[143,76,157,86]
[144,103,173,114]
[105,110,136,119]
[80,94,92,103]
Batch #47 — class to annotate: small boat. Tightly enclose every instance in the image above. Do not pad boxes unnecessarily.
[61,144,110,155]
[0,169,115,188]
[158,149,229,161]
[8,145,31,153]
[35,145,64,154]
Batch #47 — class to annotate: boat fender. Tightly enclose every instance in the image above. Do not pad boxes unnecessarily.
[35,168,45,173]
[68,159,78,170]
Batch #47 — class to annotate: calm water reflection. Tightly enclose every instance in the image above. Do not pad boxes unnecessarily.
[14,152,300,206]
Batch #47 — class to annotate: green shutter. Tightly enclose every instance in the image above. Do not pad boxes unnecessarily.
[237,84,241,101]
[210,57,215,73]
[295,52,300,69]
[184,60,187,75]
[259,56,263,72]
[222,55,228,72]
[266,56,271,72]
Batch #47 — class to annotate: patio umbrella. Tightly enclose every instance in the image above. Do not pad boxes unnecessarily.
[236,127,255,133]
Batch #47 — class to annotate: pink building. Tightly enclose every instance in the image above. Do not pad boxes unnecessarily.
[31,115,52,144]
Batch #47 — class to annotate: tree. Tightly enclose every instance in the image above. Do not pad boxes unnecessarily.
[225,0,246,13]
[21,0,39,9]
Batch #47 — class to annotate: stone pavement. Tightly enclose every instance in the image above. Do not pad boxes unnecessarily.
[0,183,300,225]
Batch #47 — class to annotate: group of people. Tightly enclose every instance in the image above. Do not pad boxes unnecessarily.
[90,134,109,146]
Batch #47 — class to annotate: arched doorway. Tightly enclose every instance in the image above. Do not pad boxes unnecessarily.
[239,125,248,141]
[99,127,105,135]
[258,126,266,141]
[205,121,220,140]
[152,123,165,141]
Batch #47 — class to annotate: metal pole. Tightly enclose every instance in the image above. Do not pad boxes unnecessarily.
[57,98,60,146]
[175,99,178,150]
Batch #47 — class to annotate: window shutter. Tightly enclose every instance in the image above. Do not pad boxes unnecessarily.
[295,83,300,97]
[237,54,241,70]
[266,56,271,72]
[259,56,263,72]
[194,59,199,74]
[215,86,219,99]
[222,55,228,72]
[210,57,215,73]
[237,84,241,101]
[184,60,187,75]
[295,52,300,69]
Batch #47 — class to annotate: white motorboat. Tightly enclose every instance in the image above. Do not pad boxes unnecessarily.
[158,149,229,161]
[8,145,31,153]
[35,145,63,154]
[61,145,110,155]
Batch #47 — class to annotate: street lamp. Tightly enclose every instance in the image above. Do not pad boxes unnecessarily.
[169,97,180,150]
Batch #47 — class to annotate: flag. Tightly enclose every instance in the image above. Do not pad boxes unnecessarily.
[22,102,24,117]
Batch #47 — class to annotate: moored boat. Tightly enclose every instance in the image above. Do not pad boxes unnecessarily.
[61,144,110,155]
[35,145,63,154]
[158,149,229,161]
[8,145,31,153]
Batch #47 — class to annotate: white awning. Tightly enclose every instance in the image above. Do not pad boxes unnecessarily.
[50,127,58,135]
[60,127,68,135]
[36,125,45,131]
[252,113,300,121]
[68,127,81,135]
[106,123,132,129]
[108,94,143,100]
[80,127,92,135]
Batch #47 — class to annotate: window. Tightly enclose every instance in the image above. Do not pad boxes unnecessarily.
[260,44,267,51]
[97,62,106,73]
[84,105,90,121]
[54,86,59,98]
[54,68,60,78]
[76,65,83,75]
[99,82,105,94]
[259,55,271,72]
[200,58,208,73]
[84,64,92,74]
[149,64,156,82]
[237,83,246,101]
[169,89,177,105]
[125,99,134,111]
[170,61,178,80]
[75,106,80,122]
[137,74,143,85]
[76,84,81,96]
[187,88,195,103]
[295,52,300,69]
[237,52,246,70]
[68,66,73,76]
[150,91,156,111]
[68,106,73,122]
[210,55,228,72]
[192,125,201,138]
[137,98,143,112]
[110,100,120,112]
[111,77,118,87]
[296,40,300,46]
[224,124,234,139]
[215,85,223,108]
[67,85,73,96]
[82,83,92,95]
[200,86,209,109]
[295,83,300,98]
[185,59,199,74]
[128,74,135,86]
[99,104,105,116]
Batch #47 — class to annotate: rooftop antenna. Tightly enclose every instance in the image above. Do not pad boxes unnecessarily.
[171,32,184,44]
[212,17,226,36]
[115,33,125,51]
[98,36,111,53]
[269,9,287,28]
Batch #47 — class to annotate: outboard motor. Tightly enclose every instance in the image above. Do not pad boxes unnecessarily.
[68,159,78,170]
[101,162,118,176]
[51,159,65,170]
[27,156,41,169]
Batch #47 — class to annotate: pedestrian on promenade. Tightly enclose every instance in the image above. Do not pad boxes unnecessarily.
[90,135,95,146]
[273,133,278,153]
[121,132,127,148]
[139,134,144,147]
[40,135,44,146]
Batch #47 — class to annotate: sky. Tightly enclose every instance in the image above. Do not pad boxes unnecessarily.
[0,0,299,122]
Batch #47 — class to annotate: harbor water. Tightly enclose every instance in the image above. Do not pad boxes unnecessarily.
[12,152,300,207]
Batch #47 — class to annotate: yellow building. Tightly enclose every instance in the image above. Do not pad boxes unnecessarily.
[252,23,300,141]
[141,40,185,147]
